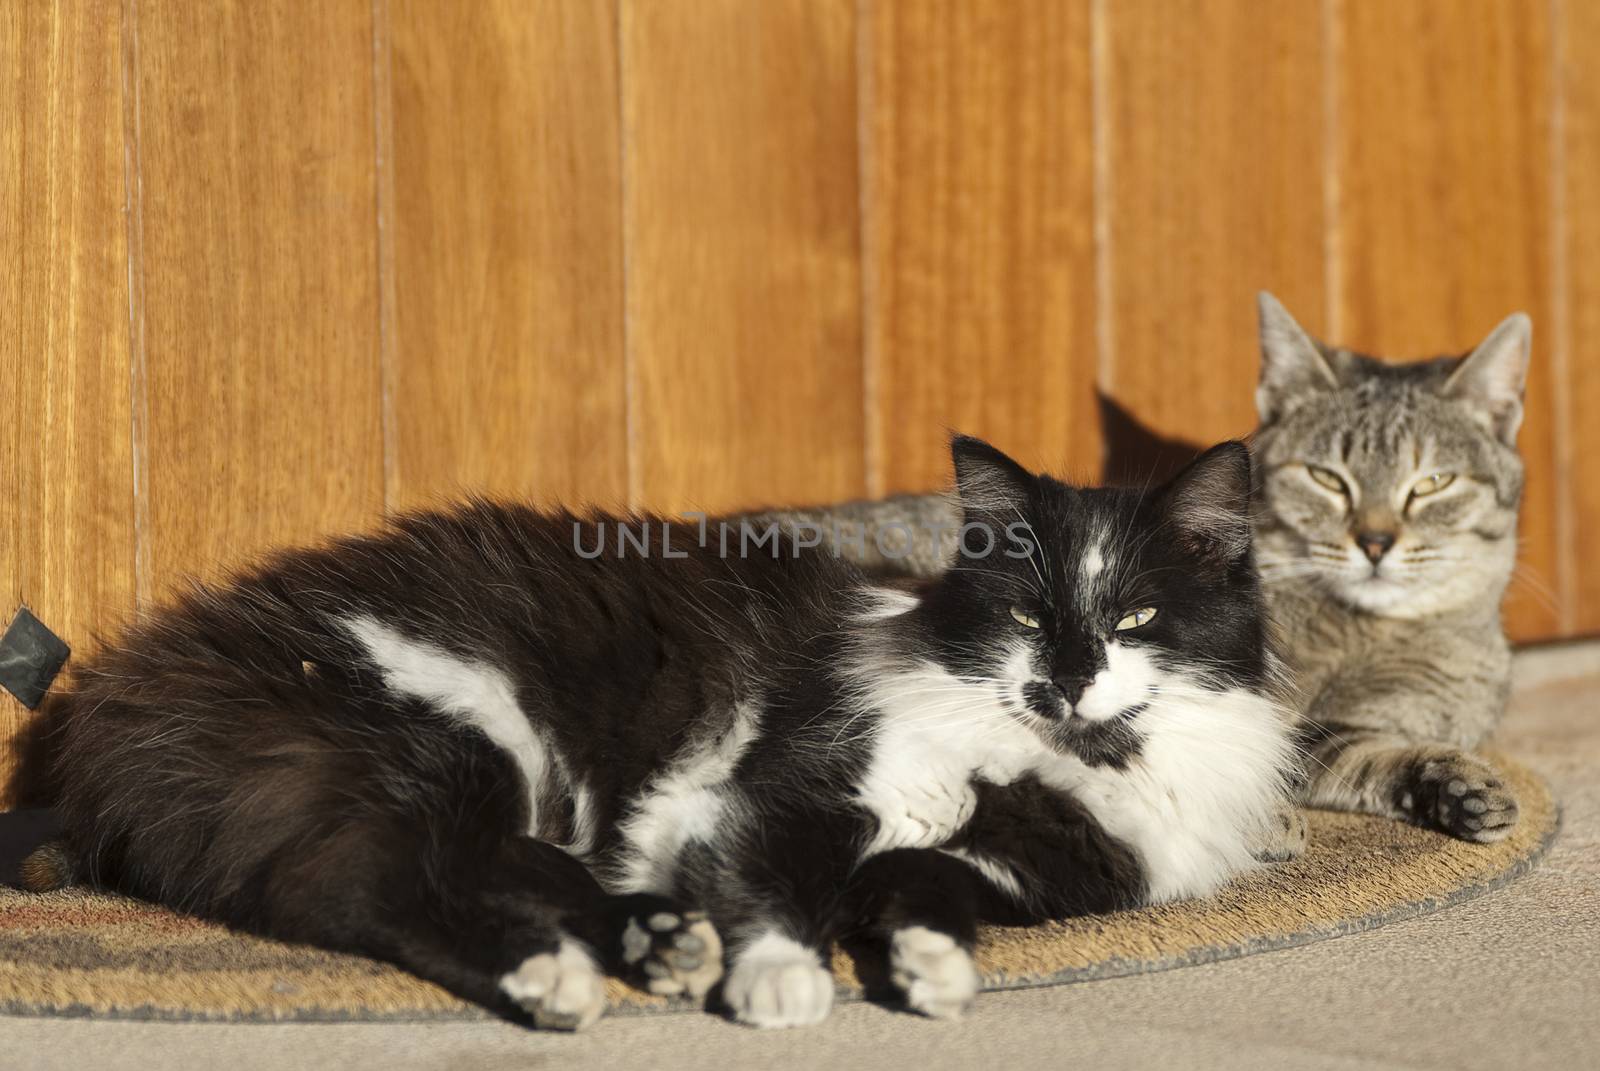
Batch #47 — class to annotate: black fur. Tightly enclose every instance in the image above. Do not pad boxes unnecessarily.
[843,775,1145,944]
[21,436,1275,1027]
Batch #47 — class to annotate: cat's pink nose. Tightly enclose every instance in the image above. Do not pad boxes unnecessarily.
[1356,531,1395,564]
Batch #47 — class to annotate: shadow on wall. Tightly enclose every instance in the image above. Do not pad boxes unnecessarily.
[1097,393,1205,490]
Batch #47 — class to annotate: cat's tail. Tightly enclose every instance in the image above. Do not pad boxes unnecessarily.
[17,840,77,891]
[0,809,77,891]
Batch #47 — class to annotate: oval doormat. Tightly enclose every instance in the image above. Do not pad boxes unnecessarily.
[0,752,1558,1024]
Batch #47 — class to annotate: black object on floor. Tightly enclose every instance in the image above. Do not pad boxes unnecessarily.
[0,607,70,709]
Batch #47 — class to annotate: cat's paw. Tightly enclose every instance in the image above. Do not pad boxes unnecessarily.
[1251,803,1309,863]
[1403,756,1520,844]
[619,907,724,999]
[500,940,606,1031]
[890,926,979,1020]
[723,933,834,1029]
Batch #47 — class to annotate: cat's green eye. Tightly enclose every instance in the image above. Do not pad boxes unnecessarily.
[1010,606,1043,629]
[1411,472,1456,497]
[1114,607,1157,632]
[1307,466,1347,494]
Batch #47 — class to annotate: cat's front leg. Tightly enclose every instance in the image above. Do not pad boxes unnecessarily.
[845,848,985,1019]
[681,808,854,1029]
[1303,728,1519,843]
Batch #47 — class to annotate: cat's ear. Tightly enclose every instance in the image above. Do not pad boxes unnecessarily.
[950,435,1032,517]
[1158,441,1253,563]
[1255,291,1339,424]
[1440,312,1531,446]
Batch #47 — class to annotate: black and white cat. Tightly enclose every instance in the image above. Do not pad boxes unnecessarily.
[21,436,1293,1030]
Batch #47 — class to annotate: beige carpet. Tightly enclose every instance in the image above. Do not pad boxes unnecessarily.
[0,753,1556,1024]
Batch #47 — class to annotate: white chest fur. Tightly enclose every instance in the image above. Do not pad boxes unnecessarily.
[1036,684,1291,902]
[855,661,1291,905]
[855,663,1038,857]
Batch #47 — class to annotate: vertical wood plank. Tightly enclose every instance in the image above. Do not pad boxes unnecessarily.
[1,0,136,799]
[1563,0,1600,633]
[1336,0,1559,642]
[1104,1,1326,459]
[867,0,1098,495]
[132,1,384,593]
[387,1,627,512]
[624,0,864,514]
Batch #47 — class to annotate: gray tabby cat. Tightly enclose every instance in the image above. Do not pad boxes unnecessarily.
[772,292,1531,847]
[1250,292,1528,843]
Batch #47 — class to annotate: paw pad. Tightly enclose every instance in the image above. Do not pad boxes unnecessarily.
[621,908,723,999]
[1411,758,1519,844]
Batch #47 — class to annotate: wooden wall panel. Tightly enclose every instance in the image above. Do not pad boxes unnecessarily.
[386,1,627,512]
[131,1,384,592]
[867,0,1097,495]
[1103,1,1325,463]
[1335,1,1559,641]
[1,0,136,799]
[1565,0,1600,634]
[624,0,864,514]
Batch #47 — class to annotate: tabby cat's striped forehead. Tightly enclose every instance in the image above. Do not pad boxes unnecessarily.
[1257,357,1519,502]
